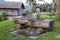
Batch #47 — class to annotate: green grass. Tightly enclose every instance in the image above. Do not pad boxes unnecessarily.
[0,19,60,40]
[0,20,32,40]
[41,14,55,20]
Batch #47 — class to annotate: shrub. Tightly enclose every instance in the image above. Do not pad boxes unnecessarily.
[0,12,7,21]
[24,10,31,15]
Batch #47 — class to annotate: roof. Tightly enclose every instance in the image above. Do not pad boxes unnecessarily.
[0,2,25,9]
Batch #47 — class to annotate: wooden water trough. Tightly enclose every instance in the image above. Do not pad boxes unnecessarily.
[13,16,54,36]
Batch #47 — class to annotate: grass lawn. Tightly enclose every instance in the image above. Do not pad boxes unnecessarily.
[0,18,60,40]
[0,20,32,40]
[41,14,55,20]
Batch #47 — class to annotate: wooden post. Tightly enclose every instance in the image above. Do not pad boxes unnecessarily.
[55,0,60,20]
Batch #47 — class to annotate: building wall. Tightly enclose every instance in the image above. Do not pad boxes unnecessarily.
[0,9,18,16]
[0,8,24,20]
[0,9,20,20]
[18,7,23,16]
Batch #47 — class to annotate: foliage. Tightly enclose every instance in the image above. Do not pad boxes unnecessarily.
[31,4,36,13]
[26,0,52,12]
[26,0,36,13]
[0,12,7,21]
[39,3,52,12]
[26,0,35,5]
[24,9,32,15]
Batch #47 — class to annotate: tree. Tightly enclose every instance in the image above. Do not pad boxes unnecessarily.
[26,0,35,5]
[56,3,60,20]
[24,9,31,15]
[26,0,36,13]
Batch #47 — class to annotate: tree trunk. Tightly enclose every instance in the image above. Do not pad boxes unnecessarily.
[56,12,60,20]
[55,0,60,20]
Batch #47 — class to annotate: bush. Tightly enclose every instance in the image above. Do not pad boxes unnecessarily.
[24,10,31,15]
[0,12,7,21]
